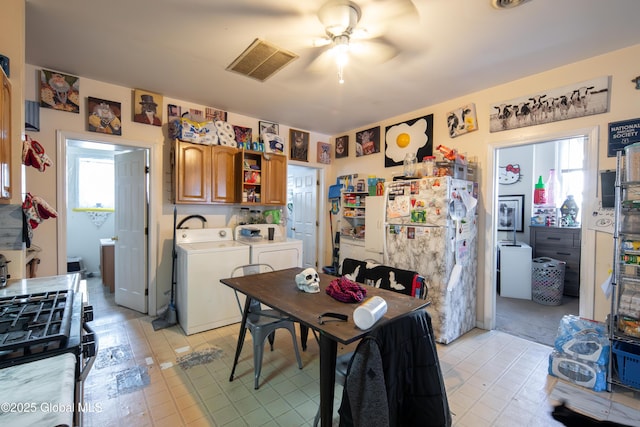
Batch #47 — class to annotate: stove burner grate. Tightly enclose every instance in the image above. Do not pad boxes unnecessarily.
[0,290,73,356]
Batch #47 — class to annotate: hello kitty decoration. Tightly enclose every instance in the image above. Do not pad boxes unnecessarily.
[498,163,521,185]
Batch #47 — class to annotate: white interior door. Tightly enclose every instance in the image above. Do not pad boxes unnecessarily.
[288,166,318,269]
[114,150,147,312]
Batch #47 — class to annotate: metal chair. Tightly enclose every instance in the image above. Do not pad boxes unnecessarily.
[229,263,303,389]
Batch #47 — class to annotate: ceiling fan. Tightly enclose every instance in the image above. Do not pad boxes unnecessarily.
[307,0,418,84]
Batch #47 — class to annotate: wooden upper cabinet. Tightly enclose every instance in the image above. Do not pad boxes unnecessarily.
[173,140,238,204]
[0,69,11,202]
[174,140,210,203]
[211,145,237,203]
[263,153,287,205]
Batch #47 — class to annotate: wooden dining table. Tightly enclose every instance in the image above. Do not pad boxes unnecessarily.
[220,267,429,427]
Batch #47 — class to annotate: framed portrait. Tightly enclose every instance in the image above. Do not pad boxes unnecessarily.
[384,115,433,167]
[290,129,309,162]
[40,69,80,113]
[335,135,348,158]
[498,194,524,232]
[317,141,331,164]
[233,125,252,145]
[88,97,122,135]
[206,107,226,122]
[133,89,163,126]
[356,126,380,157]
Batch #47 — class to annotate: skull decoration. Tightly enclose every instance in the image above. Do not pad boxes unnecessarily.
[295,268,320,293]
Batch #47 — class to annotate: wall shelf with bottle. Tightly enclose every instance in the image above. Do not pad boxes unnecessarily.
[608,144,640,392]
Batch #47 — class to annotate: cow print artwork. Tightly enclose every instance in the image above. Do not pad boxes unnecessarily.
[446,103,477,138]
[489,76,610,133]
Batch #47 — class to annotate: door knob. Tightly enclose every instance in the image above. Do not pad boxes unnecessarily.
[111,236,119,241]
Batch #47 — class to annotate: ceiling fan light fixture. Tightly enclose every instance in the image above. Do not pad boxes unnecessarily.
[332,34,350,84]
[318,0,361,37]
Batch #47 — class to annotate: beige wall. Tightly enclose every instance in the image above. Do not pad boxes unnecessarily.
[329,44,640,327]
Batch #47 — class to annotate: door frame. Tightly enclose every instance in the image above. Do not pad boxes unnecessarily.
[483,126,599,330]
[56,130,161,315]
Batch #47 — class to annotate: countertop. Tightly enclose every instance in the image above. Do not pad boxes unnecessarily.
[0,273,82,298]
[0,353,76,427]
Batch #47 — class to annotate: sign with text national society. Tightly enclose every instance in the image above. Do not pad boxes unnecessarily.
[608,118,640,157]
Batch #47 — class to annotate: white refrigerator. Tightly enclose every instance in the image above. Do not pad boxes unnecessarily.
[384,177,478,344]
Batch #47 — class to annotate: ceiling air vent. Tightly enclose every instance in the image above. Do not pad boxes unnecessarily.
[491,0,531,9]
[226,38,298,82]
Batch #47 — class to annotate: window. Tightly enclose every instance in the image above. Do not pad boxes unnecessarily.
[557,136,586,209]
[78,157,114,209]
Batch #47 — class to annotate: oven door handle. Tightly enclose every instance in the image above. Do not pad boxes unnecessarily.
[79,322,98,382]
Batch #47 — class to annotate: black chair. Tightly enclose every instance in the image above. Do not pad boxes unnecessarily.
[229,264,303,389]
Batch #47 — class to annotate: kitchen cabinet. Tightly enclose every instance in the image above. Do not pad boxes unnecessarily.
[262,153,287,205]
[608,150,640,392]
[0,68,11,201]
[173,140,237,204]
[237,149,287,206]
[529,226,581,296]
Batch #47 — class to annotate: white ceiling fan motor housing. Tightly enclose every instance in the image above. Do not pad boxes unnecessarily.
[318,0,362,37]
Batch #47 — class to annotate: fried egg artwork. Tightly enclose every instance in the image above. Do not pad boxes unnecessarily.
[384,114,434,168]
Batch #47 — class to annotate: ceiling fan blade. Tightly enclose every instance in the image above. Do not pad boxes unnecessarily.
[350,35,399,63]
[357,0,420,36]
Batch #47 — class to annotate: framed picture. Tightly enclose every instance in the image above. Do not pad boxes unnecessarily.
[447,103,477,138]
[206,107,226,122]
[259,121,279,138]
[490,76,610,132]
[167,104,182,139]
[290,129,309,161]
[133,89,163,126]
[384,115,432,167]
[40,69,80,113]
[88,97,122,135]
[335,135,348,158]
[356,126,380,157]
[233,125,252,145]
[317,141,331,164]
[498,194,525,232]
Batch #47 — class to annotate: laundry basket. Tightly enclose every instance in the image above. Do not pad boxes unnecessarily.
[532,257,566,306]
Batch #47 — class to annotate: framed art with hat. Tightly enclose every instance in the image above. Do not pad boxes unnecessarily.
[133,89,163,126]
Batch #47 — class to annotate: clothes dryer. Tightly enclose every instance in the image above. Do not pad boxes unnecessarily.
[234,224,303,270]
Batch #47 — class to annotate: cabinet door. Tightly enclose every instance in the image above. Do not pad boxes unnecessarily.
[211,145,237,203]
[175,140,210,203]
[263,153,287,205]
[0,70,11,201]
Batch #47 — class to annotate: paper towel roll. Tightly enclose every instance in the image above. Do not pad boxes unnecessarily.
[353,296,387,330]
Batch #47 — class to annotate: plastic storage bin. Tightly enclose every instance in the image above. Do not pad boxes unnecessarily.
[532,257,565,305]
[612,340,640,389]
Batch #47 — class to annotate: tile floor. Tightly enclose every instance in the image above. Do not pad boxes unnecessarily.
[83,277,640,426]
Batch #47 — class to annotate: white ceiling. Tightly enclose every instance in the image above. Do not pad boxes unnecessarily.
[25,0,640,135]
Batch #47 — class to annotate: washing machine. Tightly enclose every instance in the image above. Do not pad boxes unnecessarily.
[176,227,250,335]
[234,224,303,270]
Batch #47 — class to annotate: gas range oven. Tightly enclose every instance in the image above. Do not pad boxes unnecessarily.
[0,289,97,426]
